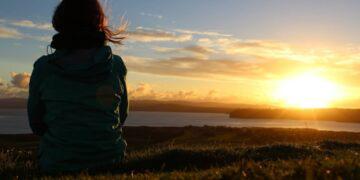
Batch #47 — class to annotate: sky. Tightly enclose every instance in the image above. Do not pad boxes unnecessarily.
[1,0,360,108]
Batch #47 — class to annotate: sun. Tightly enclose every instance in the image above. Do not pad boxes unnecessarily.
[274,73,342,108]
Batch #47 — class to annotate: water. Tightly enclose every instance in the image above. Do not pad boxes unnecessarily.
[0,109,359,134]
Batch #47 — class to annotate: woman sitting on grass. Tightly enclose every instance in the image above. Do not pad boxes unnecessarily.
[27,0,128,173]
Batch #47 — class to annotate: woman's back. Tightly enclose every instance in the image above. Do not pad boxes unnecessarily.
[27,0,128,173]
[28,46,128,172]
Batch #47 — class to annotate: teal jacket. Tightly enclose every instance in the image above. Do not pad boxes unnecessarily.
[27,46,128,173]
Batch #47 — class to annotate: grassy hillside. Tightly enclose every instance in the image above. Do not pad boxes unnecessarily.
[1,126,359,179]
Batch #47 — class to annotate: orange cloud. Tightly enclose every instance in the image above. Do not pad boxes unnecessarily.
[198,38,324,62]
[174,29,232,37]
[128,83,229,102]
[0,26,23,39]
[127,27,192,42]
[153,45,215,59]
[10,72,30,89]
[0,25,50,42]
[154,45,214,55]
[183,45,215,55]
[123,55,313,80]
[0,86,27,98]
[0,18,52,31]
[10,20,52,30]
[0,73,29,98]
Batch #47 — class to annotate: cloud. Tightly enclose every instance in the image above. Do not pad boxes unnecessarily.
[0,18,52,30]
[128,83,227,102]
[152,46,177,53]
[153,45,215,59]
[123,55,313,81]
[10,20,52,30]
[183,45,214,55]
[10,72,30,89]
[140,12,163,20]
[200,38,323,63]
[175,29,232,37]
[127,27,192,42]
[0,73,30,98]
[0,79,4,86]
[0,25,51,42]
[153,45,214,55]
[129,83,153,95]
[0,26,23,39]
[125,46,360,84]
[31,35,52,42]
[0,19,52,42]
[0,75,229,102]
[0,86,28,98]
[119,25,360,92]
[123,34,360,94]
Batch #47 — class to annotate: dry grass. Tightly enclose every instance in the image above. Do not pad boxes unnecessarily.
[1,126,359,179]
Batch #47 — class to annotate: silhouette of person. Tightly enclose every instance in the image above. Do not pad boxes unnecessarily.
[27,0,128,173]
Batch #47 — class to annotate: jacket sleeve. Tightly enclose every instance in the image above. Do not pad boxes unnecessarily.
[27,59,47,136]
[119,73,129,125]
[119,58,129,125]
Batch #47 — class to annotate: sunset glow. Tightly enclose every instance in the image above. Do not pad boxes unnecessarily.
[274,73,342,108]
[1,0,360,108]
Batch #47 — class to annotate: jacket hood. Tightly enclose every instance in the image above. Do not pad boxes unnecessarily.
[49,46,113,83]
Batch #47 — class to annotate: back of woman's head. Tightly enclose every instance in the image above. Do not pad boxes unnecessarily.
[52,0,126,45]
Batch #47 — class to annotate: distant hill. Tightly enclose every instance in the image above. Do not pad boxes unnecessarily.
[230,108,360,123]
[0,98,263,113]
[0,98,27,109]
[129,100,265,113]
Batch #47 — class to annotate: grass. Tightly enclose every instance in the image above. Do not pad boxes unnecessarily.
[1,126,359,179]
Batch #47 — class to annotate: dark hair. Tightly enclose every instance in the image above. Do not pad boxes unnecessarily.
[52,0,126,45]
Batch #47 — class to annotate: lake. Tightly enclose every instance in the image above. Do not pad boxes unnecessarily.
[0,109,359,134]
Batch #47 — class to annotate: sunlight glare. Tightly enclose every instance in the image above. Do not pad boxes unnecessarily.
[274,73,342,108]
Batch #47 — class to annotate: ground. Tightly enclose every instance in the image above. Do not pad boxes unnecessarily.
[1,126,359,179]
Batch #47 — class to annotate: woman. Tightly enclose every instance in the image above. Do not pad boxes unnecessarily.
[27,0,128,173]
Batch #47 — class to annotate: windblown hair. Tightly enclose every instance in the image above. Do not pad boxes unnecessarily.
[52,0,127,45]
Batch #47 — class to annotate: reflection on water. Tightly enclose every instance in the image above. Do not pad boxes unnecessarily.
[0,109,359,134]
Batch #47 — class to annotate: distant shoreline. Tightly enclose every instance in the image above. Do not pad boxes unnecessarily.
[1,98,360,124]
[1,108,360,125]
[230,108,360,123]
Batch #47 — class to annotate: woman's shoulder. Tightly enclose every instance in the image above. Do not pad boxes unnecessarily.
[36,50,65,66]
[32,52,62,78]
[32,54,54,72]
